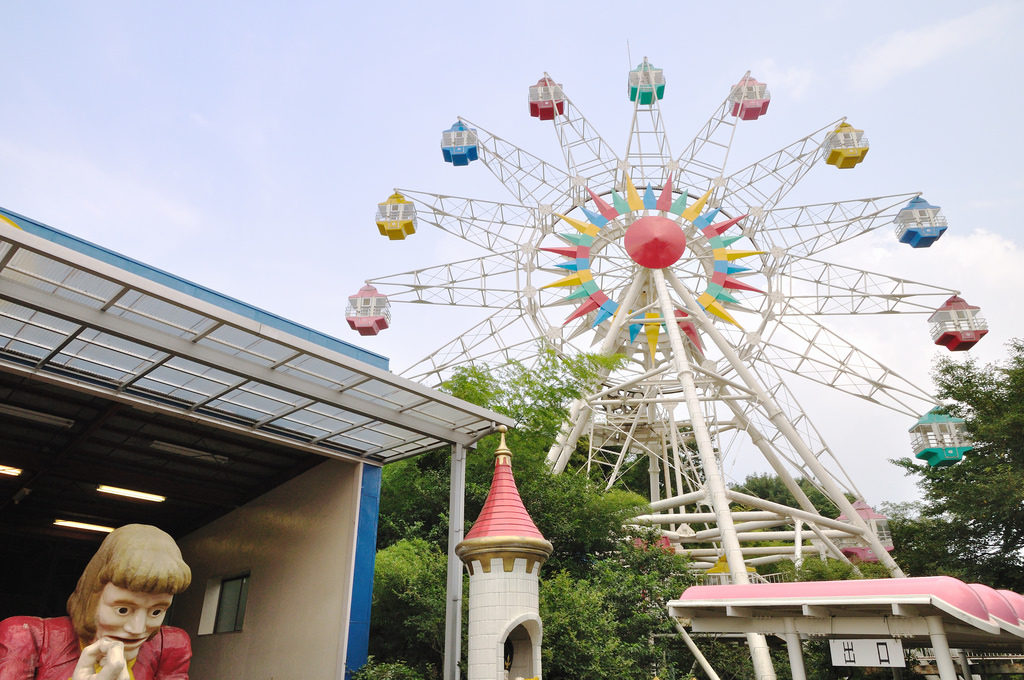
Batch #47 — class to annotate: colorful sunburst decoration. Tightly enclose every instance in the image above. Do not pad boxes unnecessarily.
[540,172,762,356]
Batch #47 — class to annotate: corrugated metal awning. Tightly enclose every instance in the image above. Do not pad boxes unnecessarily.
[0,208,511,465]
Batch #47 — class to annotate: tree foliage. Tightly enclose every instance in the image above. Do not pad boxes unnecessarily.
[367,538,449,676]
[890,339,1024,589]
[352,657,428,680]
[538,537,699,680]
[773,555,890,583]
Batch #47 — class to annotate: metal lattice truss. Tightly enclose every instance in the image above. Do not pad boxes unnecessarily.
[367,67,957,582]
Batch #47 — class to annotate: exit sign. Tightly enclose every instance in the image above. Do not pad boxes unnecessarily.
[829,639,905,667]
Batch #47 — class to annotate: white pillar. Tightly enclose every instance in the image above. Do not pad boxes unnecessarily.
[793,522,804,568]
[925,616,959,680]
[783,619,807,680]
[444,443,467,680]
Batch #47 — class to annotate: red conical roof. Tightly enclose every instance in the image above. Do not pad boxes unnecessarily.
[464,432,546,542]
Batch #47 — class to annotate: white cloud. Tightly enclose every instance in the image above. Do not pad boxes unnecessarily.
[848,3,1017,92]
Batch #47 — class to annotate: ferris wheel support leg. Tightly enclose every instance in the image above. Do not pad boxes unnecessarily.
[794,522,804,567]
[666,410,688,516]
[648,448,662,506]
[443,442,466,680]
[547,399,592,473]
[648,402,666,505]
[665,270,906,578]
[784,618,808,680]
[718,391,862,572]
[547,272,647,473]
[721,391,820,508]
[652,268,777,680]
[660,431,676,511]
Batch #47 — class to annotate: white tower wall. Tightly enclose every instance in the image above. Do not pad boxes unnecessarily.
[465,556,543,680]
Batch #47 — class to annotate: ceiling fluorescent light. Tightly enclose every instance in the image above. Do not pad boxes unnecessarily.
[0,465,22,477]
[97,485,166,503]
[0,404,75,429]
[54,519,114,533]
[150,441,230,465]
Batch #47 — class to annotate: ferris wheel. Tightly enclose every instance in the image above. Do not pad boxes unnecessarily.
[359,59,982,595]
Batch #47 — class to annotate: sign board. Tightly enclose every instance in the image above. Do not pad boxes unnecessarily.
[829,639,905,667]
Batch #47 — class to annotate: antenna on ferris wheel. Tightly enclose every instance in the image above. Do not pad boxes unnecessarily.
[626,40,633,68]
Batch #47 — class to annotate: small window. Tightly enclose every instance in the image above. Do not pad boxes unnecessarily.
[213,574,249,633]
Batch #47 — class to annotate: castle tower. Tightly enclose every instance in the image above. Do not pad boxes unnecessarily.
[456,426,553,680]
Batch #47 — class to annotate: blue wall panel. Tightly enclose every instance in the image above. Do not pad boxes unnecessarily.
[345,463,382,679]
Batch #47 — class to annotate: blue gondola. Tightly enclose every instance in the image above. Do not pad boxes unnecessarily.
[895,196,947,248]
[441,121,478,166]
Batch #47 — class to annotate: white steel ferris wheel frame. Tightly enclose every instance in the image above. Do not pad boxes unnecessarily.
[369,63,956,619]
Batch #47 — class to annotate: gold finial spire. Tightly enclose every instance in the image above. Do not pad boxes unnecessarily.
[496,425,511,465]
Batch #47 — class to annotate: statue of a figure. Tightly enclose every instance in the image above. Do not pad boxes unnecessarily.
[0,524,192,680]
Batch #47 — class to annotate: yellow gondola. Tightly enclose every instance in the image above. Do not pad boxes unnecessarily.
[825,122,869,169]
[375,192,417,240]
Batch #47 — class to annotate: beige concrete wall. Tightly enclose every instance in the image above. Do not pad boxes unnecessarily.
[173,459,361,680]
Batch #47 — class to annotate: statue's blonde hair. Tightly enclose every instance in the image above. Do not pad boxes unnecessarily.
[67,524,191,644]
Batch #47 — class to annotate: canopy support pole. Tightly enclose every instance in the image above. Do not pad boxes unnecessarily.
[926,615,958,680]
[444,442,467,680]
[783,618,807,680]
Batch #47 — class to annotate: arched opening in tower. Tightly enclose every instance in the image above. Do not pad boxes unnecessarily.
[503,624,535,680]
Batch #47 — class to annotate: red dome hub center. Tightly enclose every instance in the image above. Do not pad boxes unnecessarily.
[624,215,687,269]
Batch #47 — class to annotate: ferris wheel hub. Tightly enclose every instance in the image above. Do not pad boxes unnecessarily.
[623,215,687,269]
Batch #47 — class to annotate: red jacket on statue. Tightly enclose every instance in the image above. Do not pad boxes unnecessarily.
[0,616,190,680]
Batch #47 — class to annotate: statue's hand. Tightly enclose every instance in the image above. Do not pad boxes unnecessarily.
[72,639,130,680]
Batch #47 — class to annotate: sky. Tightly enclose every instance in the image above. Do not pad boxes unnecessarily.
[1,1,1021,506]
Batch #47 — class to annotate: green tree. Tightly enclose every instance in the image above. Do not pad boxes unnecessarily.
[878,501,968,581]
[366,538,449,676]
[773,555,890,583]
[541,536,699,680]
[890,339,1024,589]
[352,658,427,680]
[539,570,633,679]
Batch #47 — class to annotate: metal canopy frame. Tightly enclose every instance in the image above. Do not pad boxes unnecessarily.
[0,210,512,465]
